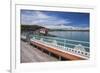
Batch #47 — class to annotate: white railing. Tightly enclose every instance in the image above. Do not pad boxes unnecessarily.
[31,35,90,59]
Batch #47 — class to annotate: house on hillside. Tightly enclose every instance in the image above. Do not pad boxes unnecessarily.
[35,28,48,35]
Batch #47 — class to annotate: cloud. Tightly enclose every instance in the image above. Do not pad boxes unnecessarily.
[21,11,71,26]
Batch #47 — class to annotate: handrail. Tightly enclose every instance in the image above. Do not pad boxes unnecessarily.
[41,37,89,49]
[33,35,89,44]
[31,38,89,59]
[33,35,89,47]
[30,35,90,59]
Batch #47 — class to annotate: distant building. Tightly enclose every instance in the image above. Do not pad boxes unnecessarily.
[40,28,48,34]
[35,28,48,35]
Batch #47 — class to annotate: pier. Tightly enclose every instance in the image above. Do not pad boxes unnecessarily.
[28,35,89,60]
[21,34,89,62]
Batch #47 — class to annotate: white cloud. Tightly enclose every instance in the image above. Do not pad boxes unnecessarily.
[21,11,71,26]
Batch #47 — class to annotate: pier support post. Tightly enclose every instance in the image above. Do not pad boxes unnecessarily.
[49,52,51,56]
[59,56,62,60]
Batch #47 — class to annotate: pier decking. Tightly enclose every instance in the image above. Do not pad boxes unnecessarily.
[21,34,89,62]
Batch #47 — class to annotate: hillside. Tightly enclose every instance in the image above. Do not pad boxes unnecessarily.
[21,25,44,32]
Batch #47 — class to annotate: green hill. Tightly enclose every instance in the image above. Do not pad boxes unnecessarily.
[21,25,44,32]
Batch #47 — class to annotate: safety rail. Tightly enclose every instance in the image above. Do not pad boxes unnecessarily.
[30,35,90,59]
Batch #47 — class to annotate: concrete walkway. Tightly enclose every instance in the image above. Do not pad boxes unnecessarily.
[21,40,58,63]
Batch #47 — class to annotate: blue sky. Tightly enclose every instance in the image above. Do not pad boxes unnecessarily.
[21,9,89,27]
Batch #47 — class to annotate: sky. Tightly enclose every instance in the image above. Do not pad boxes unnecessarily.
[21,9,89,28]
